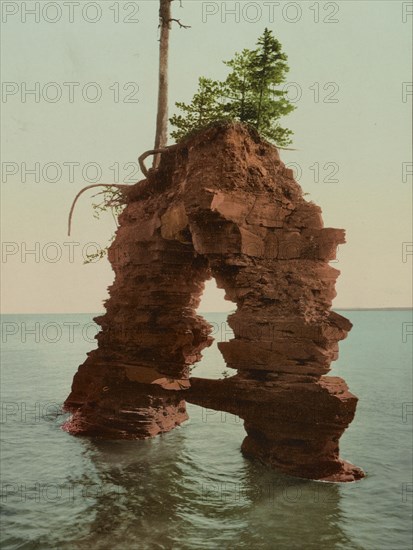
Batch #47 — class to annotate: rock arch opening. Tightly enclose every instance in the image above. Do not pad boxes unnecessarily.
[193,278,235,380]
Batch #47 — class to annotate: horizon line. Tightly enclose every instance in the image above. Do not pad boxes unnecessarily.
[0,307,412,315]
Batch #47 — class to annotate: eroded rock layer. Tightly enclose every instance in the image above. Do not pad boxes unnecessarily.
[64,122,364,481]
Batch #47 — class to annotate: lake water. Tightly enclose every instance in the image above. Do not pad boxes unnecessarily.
[1,310,412,549]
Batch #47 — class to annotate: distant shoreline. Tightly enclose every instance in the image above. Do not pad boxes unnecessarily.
[1,308,412,315]
[334,307,412,311]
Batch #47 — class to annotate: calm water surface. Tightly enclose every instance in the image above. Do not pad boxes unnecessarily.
[1,311,412,549]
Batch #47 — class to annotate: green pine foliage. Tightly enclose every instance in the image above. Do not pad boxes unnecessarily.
[221,49,257,123]
[170,28,295,146]
[170,78,228,141]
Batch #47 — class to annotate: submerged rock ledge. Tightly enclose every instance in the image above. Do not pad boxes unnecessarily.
[64,122,364,482]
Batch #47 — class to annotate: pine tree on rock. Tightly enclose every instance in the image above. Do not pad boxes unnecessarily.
[170,28,295,146]
[249,28,294,145]
[221,49,257,123]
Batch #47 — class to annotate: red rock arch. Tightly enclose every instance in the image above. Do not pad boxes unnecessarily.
[64,123,364,482]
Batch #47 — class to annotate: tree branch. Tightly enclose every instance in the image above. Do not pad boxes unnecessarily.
[167,18,191,28]
[67,184,128,237]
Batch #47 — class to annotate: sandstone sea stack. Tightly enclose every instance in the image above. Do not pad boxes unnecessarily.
[64,122,364,482]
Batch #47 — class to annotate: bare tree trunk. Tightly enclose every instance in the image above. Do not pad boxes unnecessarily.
[153,0,171,169]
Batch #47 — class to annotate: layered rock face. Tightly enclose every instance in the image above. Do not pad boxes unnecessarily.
[64,122,364,482]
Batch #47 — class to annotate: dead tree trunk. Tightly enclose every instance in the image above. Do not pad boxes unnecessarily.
[153,0,171,168]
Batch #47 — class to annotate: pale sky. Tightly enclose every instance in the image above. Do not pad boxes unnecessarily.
[1,0,412,313]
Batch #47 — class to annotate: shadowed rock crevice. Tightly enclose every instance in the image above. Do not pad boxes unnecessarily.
[64,122,364,482]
